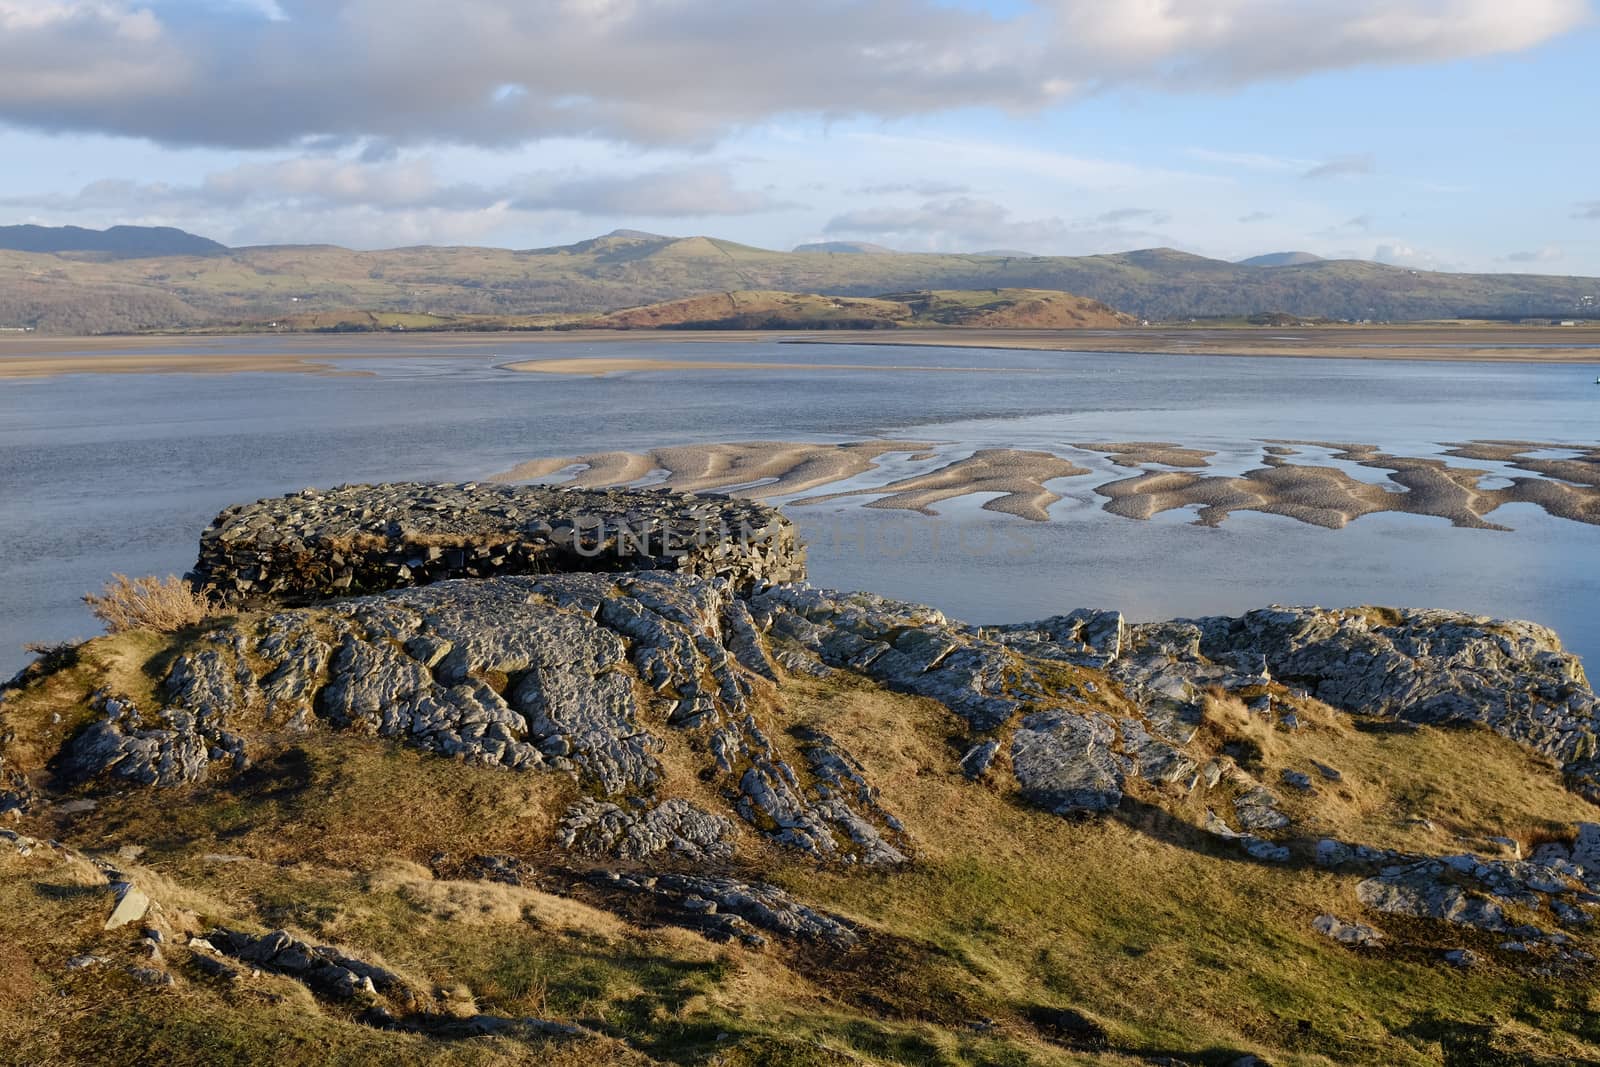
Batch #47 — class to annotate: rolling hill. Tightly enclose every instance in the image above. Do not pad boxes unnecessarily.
[1,227,1597,333]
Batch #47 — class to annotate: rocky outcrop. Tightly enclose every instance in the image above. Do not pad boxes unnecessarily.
[1010,711,1126,815]
[558,797,737,862]
[589,870,858,949]
[189,482,805,606]
[1312,914,1384,947]
[1315,832,1600,960]
[61,572,906,867]
[58,693,246,788]
[204,927,412,1002]
[1123,607,1600,800]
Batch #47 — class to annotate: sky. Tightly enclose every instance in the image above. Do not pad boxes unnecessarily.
[1,0,1599,273]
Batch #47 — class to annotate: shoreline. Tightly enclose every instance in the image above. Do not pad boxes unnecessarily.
[3,326,1600,379]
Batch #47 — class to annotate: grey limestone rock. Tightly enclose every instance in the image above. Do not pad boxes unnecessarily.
[1188,606,1600,797]
[1010,710,1124,815]
[986,608,1125,668]
[209,927,411,1004]
[750,586,1024,731]
[594,870,857,949]
[64,570,906,868]
[1312,913,1384,947]
[59,694,244,788]
[558,797,737,862]
[1205,810,1292,863]
[958,740,1000,779]
[1356,864,1510,933]
[1233,786,1292,833]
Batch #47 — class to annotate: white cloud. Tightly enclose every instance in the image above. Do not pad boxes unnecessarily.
[1188,148,1315,172]
[825,197,1069,252]
[1502,245,1563,263]
[0,152,796,246]
[8,155,791,218]
[823,195,1176,254]
[1302,154,1376,180]
[1371,242,1458,270]
[0,0,1584,149]
[511,166,797,216]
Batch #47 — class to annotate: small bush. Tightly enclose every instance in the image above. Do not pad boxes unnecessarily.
[22,641,80,673]
[83,574,214,635]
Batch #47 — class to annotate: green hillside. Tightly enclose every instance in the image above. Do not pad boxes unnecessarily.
[1,229,1597,334]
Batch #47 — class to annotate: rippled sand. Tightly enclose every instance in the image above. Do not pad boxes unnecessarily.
[490,440,938,497]
[793,449,1092,521]
[492,437,1600,530]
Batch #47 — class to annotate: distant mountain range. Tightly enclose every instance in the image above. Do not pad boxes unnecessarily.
[1,225,1596,334]
[792,240,897,255]
[0,224,227,258]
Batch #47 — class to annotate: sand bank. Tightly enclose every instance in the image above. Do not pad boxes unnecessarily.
[491,436,1600,530]
[1096,441,1600,529]
[490,440,938,497]
[792,449,1092,521]
[7,323,1600,379]
[1074,442,1217,468]
[782,325,1600,364]
[501,356,1032,376]
[0,351,372,378]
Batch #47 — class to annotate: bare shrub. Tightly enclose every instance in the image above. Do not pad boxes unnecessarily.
[83,574,214,635]
[22,641,80,673]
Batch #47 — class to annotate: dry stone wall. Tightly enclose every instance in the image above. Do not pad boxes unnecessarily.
[189,482,805,605]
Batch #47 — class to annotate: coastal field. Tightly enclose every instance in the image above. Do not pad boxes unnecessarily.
[4,324,1600,379]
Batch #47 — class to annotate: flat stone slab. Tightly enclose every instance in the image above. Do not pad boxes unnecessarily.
[190,482,805,604]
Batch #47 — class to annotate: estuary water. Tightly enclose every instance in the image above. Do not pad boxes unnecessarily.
[1,337,1597,678]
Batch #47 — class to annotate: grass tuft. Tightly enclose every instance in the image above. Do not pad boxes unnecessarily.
[82,573,215,635]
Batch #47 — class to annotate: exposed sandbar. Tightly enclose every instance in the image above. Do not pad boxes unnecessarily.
[1074,441,1217,468]
[6,324,1600,379]
[489,436,1600,530]
[490,440,938,498]
[501,356,1033,376]
[782,325,1600,364]
[1095,444,1600,529]
[0,351,372,379]
[793,449,1093,522]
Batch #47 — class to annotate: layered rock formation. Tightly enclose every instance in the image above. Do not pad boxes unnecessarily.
[190,482,805,605]
[63,571,909,867]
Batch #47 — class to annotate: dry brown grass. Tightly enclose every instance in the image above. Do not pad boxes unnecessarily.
[1197,689,1282,770]
[1519,823,1581,853]
[82,573,215,635]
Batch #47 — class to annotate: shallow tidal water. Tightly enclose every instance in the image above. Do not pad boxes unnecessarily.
[1,337,1597,678]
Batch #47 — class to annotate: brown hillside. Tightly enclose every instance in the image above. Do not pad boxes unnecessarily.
[588,287,1133,331]
[594,290,910,329]
[896,288,1137,328]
